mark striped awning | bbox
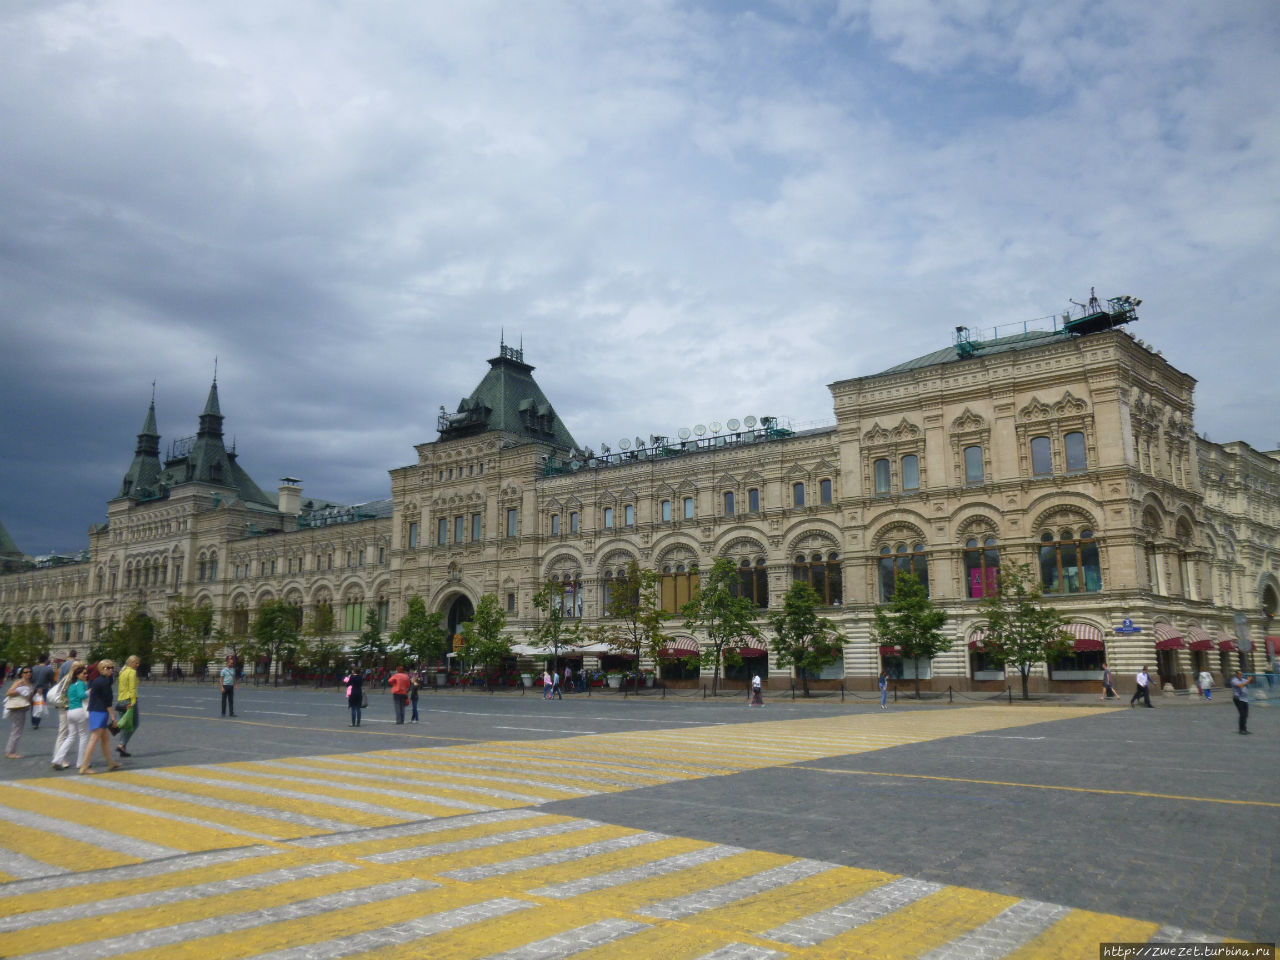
[657,636,700,659]
[968,629,988,651]
[1185,627,1214,652]
[1217,632,1237,653]
[1153,623,1184,651]
[1063,622,1105,653]
[880,645,902,656]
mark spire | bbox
[198,377,223,437]
[116,391,163,500]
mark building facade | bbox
[3,314,1278,691]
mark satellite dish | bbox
[587,458,597,468]
[600,443,610,455]
[635,436,645,449]
[569,460,581,471]
[678,427,691,440]
[694,424,706,436]
[619,438,631,450]
[727,418,740,431]
[710,421,722,433]
[744,415,757,428]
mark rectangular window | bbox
[747,488,759,512]
[507,508,518,537]
[506,592,516,613]
[724,491,735,517]
[820,479,832,504]
[793,482,805,507]
[964,445,984,484]
[1031,436,1052,476]
[379,546,386,564]
[408,522,418,549]
[661,500,671,522]
[344,601,364,632]
[437,518,447,545]
[604,507,614,528]
[874,459,891,494]
[570,511,579,533]
[624,504,635,526]
[455,515,465,543]
[551,513,560,535]
[683,496,694,519]
[901,455,919,490]
[1064,431,1087,472]
[471,513,481,540]
[345,552,353,568]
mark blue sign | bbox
[1114,618,1142,635]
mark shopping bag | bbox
[118,705,136,734]
[31,692,45,719]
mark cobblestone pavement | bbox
[0,704,1268,959]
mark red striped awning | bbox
[880,645,902,656]
[968,629,987,651]
[657,636,700,659]
[729,645,768,658]
[1064,622,1105,652]
[1217,632,1237,653]
[1266,636,1279,657]
[1185,627,1214,652]
[1153,623,1184,651]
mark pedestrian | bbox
[552,669,562,700]
[220,656,237,716]
[80,660,121,774]
[542,670,552,699]
[343,666,363,726]
[52,662,89,771]
[1130,665,1153,708]
[52,649,78,757]
[409,671,421,722]
[563,665,573,694]
[4,666,34,758]
[389,665,410,724]
[1230,669,1252,735]
[1197,669,1213,701]
[878,669,889,710]
[29,653,55,730]
[1099,662,1120,701]
[115,655,140,758]
[750,673,763,707]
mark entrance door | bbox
[445,595,474,639]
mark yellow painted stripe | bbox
[313,811,559,859]
[0,784,259,853]
[804,768,1280,809]
[575,849,795,915]
[0,826,138,875]
[40,777,319,839]
[565,921,736,960]
[145,712,490,742]
[480,835,712,896]
[277,758,585,802]
[813,884,1019,959]
[106,881,488,960]
[1004,909,1161,960]
[680,864,893,935]
[1,863,393,957]
[404,824,647,877]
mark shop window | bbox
[344,600,364,632]
[792,552,842,605]
[964,537,1000,598]
[1047,648,1105,679]
[879,543,929,600]
[970,646,1003,681]
[1040,529,1102,594]
[732,558,770,608]
[660,564,699,614]
[883,654,930,679]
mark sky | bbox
[2,0,1277,555]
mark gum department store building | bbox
[3,297,1278,693]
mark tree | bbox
[302,602,345,684]
[682,557,760,696]
[92,606,156,672]
[458,594,511,685]
[389,596,449,671]
[251,598,302,686]
[3,619,47,671]
[529,581,584,676]
[595,561,671,691]
[871,571,950,699]
[769,581,845,697]
[978,563,1072,701]
[156,600,214,677]
[351,608,389,671]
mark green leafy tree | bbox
[871,571,950,699]
[389,596,449,670]
[529,581,584,677]
[595,561,671,690]
[769,581,845,697]
[351,608,388,671]
[92,606,156,672]
[302,602,344,685]
[977,563,1073,701]
[682,557,760,696]
[252,598,302,686]
[4,619,47,671]
[157,600,214,677]
[458,594,511,685]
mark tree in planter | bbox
[977,563,1072,701]
[351,608,389,673]
[595,561,671,691]
[389,596,449,672]
[682,557,760,697]
[457,594,511,686]
[529,581,585,681]
[871,571,949,699]
[251,598,302,686]
[769,581,845,698]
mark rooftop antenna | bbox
[213,356,218,383]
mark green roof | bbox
[0,517,21,559]
[440,345,578,450]
[874,328,1073,376]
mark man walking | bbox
[220,656,237,716]
[1130,665,1153,708]
[389,665,410,724]
[1230,669,1253,735]
[29,653,55,730]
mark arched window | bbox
[660,563,698,614]
[793,552,842,605]
[1040,529,1101,594]
[901,455,919,490]
[874,459,891,495]
[550,573,584,618]
[731,557,770,608]
[603,507,614,529]
[879,542,929,600]
[344,596,365,632]
[601,567,632,617]
[964,446,984,484]
[964,536,1000,598]
[1030,436,1052,476]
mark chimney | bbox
[278,478,303,516]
